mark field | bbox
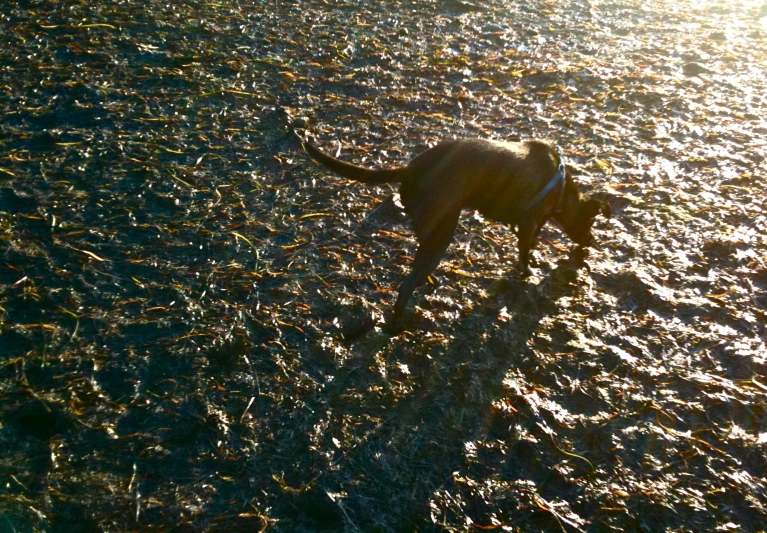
[1,0,766,531]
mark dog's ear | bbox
[582,199,602,220]
[583,199,611,219]
[565,163,587,178]
[599,200,611,218]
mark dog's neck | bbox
[526,154,566,215]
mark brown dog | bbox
[304,138,610,326]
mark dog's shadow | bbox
[309,247,590,529]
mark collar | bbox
[527,148,566,214]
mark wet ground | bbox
[1,0,766,531]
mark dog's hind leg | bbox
[390,211,460,327]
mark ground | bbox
[1,0,766,531]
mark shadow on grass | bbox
[274,249,586,531]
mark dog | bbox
[304,138,610,326]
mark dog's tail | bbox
[304,141,404,184]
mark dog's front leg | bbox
[517,218,545,277]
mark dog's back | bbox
[399,139,560,228]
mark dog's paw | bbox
[384,317,407,334]
[572,246,589,265]
[338,316,375,342]
[385,307,418,334]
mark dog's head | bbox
[556,171,611,247]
